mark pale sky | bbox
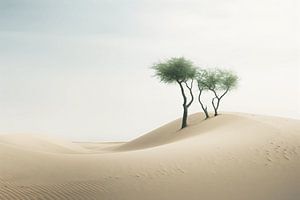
[0,0,299,141]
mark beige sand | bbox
[0,113,300,200]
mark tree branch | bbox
[184,80,194,108]
[177,80,187,106]
[210,88,219,100]
[219,87,229,100]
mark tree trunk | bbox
[182,105,188,129]
[212,97,219,116]
[215,99,220,116]
[178,81,188,129]
[198,90,209,119]
[204,108,209,119]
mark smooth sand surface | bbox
[0,113,300,200]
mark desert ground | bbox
[0,113,300,200]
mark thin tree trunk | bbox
[215,99,220,116]
[178,81,188,129]
[184,80,194,108]
[198,89,209,119]
[212,97,218,116]
[182,105,188,129]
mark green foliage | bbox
[151,57,239,120]
[218,69,238,90]
[196,69,209,90]
[196,68,238,91]
[152,57,197,83]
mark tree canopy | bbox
[152,57,197,83]
[199,68,238,91]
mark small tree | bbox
[196,69,210,119]
[204,69,238,116]
[152,57,197,129]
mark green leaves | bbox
[219,69,238,90]
[152,57,197,83]
[196,68,238,91]
[152,57,238,92]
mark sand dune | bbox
[0,113,300,200]
[0,133,90,154]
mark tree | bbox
[204,69,238,116]
[152,57,197,129]
[196,69,210,119]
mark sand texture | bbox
[0,113,300,200]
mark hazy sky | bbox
[0,0,299,141]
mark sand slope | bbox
[0,113,300,200]
[0,133,90,154]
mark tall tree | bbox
[196,69,210,119]
[204,69,238,116]
[152,57,197,129]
